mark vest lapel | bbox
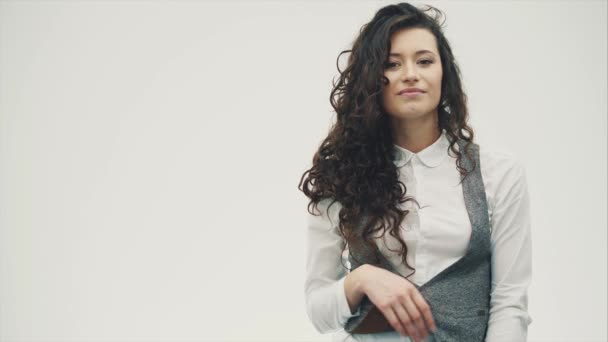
[417,139,491,289]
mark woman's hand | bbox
[360,264,437,342]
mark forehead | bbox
[389,28,438,56]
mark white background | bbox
[0,0,606,341]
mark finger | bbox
[401,295,429,341]
[392,303,421,342]
[411,290,437,333]
[381,305,408,337]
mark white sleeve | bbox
[485,157,533,342]
[304,198,361,334]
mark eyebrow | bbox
[389,50,436,57]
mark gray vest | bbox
[344,139,491,342]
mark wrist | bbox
[352,264,370,296]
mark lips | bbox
[398,88,425,95]
[399,91,423,97]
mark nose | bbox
[400,63,419,82]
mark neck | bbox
[391,112,441,153]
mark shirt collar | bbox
[392,129,450,168]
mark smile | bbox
[398,91,424,97]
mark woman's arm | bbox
[344,264,369,314]
[304,198,363,333]
[485,157,533,342]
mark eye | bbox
[384,60,434,69]
[385,62,399,69]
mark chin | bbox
[394,108,431,119]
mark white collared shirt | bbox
[304,130,533,341]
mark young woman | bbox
[299,3,532,342]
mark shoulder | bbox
[306,198,343,232]
[453,139,524,172]
[477,143,528,212]
[478,143,526,182]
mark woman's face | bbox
[381,27,443,122]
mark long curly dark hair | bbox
[298,2,476,279]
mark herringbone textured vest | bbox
[345,139,491,342]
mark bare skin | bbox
[382,27,444,153]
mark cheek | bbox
[382,81,394,98]
[383,76,399,98]
[384,72,399,85]
[435,71,443,88]
[430,77,442,95]
[382,91,393,107]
